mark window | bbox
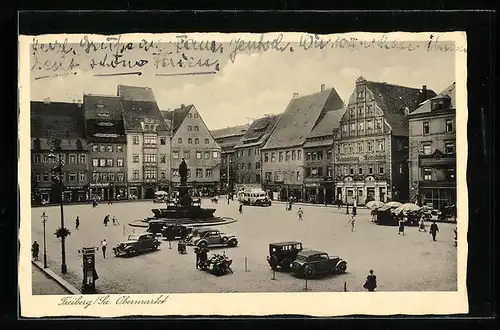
[445,142,455,154]
[274,171,283,182]
[306,152,311,161]
[172,169,179,177]
[422,144,432,155]
[144,154,157,163]
[195,138,199,144]
[43,172,49,181]
[117,173,125,181]
[204,151,210,159]
[297,171,301,182]
[377,140,385,151]
[196,152,202,159]
[317,151,323,160]
[375,119,382,129]
[349,144,353,153]
[194,126,199,131]
[358,142,363,153]
[184,151,191,159]
[188,126,192,131]
[108,173,115,181]
[256,161,261,169]
[196,168,203,178]
[379,166,385,174]
[359,167,363,175]
[92,158,99,167]
[133,154,139,163]
[69,172,76,182]
[188,138,192,144]
[327,166,332,177]
[92,172,99,182]
[212,151,218,158]
[350,108,355,117]
[264,153,269,163]
[79,172,86,182]
[247,163,251,170]
[173,151,179,159]
[160,171,166,179]
[350,168,354,175]
[205,138,209,144]
[423,121,430,135]
[32,154,40,164]
[188,113,192,118]
[144,135,156,145]
[271,152,276,162]
[350,122,356,132]
[100,145,106,152]
[337,144,341,154]
[279,152,283,162]
[160,154,166,163]
[367,141,373,152]
[366,104,372,114]
[369,166,373,174]
[297,150,302,160]
[423,168,432,180]
[367,120,373,131]
[92,145,99,152]
[100,173,108,181]
[446,119,453,132]
[106,159,113,167]
[194,113,198,118]
[358,106,364,115]
[144,170,156,179]
[66,154,75,164]
[99,159,106,167]
[178,138,183,144]
[447,168,455,180]
[133,136,140,145]
[357,90,364,99]
[291,150,296,160]
[117,158,124,167]
[283,150,290,161]
[248,148,252,156]
[205,169,212,177]
[342,124,348,133]
[79,154,86,164]
[106,145,113,152]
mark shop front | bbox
[128,185,141,200]
[90,183,127,201]
[419,181,456,210]
[32,187,51,205]
[64,186,88,202]
[335,176,388,205]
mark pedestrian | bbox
[75,216,80,230]
[31,241,39,261]
[348,214,356,232]
[429,221,439,241]
[453,226,457,246]
[297,207,304,220]
[370,209,377,222]
[103,215,109,226]
[194,246,201,269]
[112,216,119,225]
[363,270,377,292]
[101,239,107,258]
[238,203,243,214]
[398,218,405,235]
[418,217,427,232]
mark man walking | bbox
[348,214,356,232]
[297,207,304,220]
[398,218,405,236]
[75,216,80,230]
[363,270,377,292]
[194,246,201,269]
[101,239,107,259]
[238,203,243,214]
[103,215,109,226]
[31,241,39,261]
[430,221,439,241]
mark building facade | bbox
[162,105,221,195]
[31,100,89,204]
[262,85,344,201]
[407,82,456,209]
[333,77,436,205]
[118,85,171,199]
[83,94,128,201]
[302,108,344,204]
[211,124,248,193]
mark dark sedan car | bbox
[291,250,347,278]
[113,233,161,257]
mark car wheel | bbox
[152,243,159,250]
[126,249,135,257]
[199,241,208,248]
[336,262,347,274]
[222,236,228,243]
[228,239,238,247]
[304,266,315,278]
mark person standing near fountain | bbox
[179,158,188,185]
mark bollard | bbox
[244,257,248,272]
[344,282,347,292]
[169,240,172,249]
[122,225,125,236]
[272,269,276,280]
[303,279,308,291]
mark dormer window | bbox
[431,96,451,110]
[96,104,105,109]
[97,113,110,117]
[357,90,364,99]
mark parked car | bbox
[113,233,161,257]
[162,224,192,241]
[266,241,303,271]
[188,228,238,248]
[291,250,347,278]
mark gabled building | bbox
[118,85,171,199]
[161,105,221,195]
[407,82,456,209]
[83,94,128,201]
[302,107,345,204]
[211,124,248,193]
[31,99,89,205]
[262,84,344,201]
[233,114,281,191]
[333,77,436,205]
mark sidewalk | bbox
[32,264,72,295]
[272,200,368,209]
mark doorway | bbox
[145,187,155,199]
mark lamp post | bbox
[48,152,68,274]
[41,212,48,268]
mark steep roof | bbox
[211,124,248,140]
[117,85,156,102]
[83,94,123,121]
[409,82,456,116]
[307,107,346,139]
[263,88,344,150]
[31,101,86,140]
[366,81,437,136]
[121,100,169,132]
[160,105,193,134]
[234,114,281,148]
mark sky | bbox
[30,35,455,130]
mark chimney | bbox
[321,84,326,92]
[293,93,299,98]
[180,104,185,109]
[422,85,428,99]
[43,97,50,104]
[77,99,82,107]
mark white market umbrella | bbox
[385,201,403,208]
[366,201,385,209]
[155,190,168,196]
[394,203,421,214]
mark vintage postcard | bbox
[19,31,468,317]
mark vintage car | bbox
[238,189,272,206]
[291,250,347,278]
[162,224,192,241]
[113,233,161,257]
[188,228,238,248]
[266,241,303,271]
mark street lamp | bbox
[41,212,48,268]
[47,152,68,274]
